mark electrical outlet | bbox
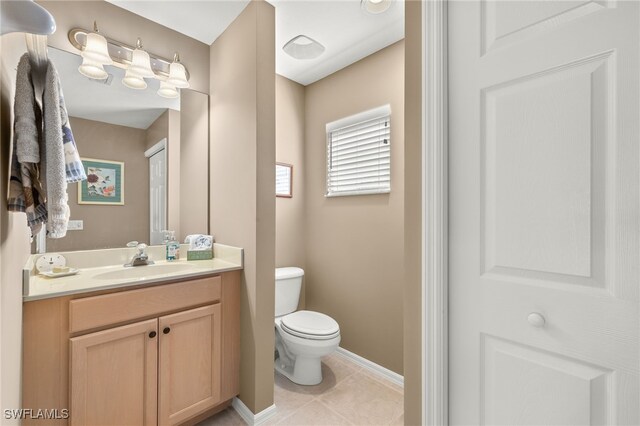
[67,220,83,231]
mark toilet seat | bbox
[280,310,340,340]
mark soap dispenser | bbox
[163,230,180,261]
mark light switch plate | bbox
[67,220,83,231]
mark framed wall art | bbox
[78,158,124,205]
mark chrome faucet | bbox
[125,242,155,267]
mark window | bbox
[326,105,391,197]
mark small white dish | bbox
[40,268,79,278]
[36,253,66,273]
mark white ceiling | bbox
[270,0,404,85]
[50,47,179,129]
[106,0,251,45]
[106,0,404,86]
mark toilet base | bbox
[275,356,322,386]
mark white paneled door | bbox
[448,1,639,425]
[149,146,167,246]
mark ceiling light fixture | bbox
[361,0,393,14]
[69,25,190,98]
[283,35,325,60]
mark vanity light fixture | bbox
[77,21,111,80]
[122,68,147,90]
[167,53,189,89]
[128,38,155,78]
[80,22,111,64]
[283,35,325,60]
[361,0,393,14]
[122,38,153,89]
[157,81,179,98]
[78,58,108,80]
[69,25,190,97]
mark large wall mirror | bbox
[36,47,209,253]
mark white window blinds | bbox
[326,105,391,197]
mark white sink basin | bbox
[95,263,197,280]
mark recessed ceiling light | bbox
[361,0,393,14]
[283,35,325,60]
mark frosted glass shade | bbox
[283,35,325,60]
[78,57,108,80]
[361,0,392,14]
[82,32,112,65]
[122,69,147,90]
[157,81,179,98]
[128,47,155,79]
[167,61,189,88]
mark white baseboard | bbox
[335,346,404,388]
[232,397,277,426]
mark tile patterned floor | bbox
[198,353,404,426]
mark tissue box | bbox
[187,250,213,261]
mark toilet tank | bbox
[275,267,304,317]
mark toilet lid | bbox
[281,311,340,340]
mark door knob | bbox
[527,312,546,328]
[149,331,157,338]
[163,327,171,334]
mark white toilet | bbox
[274,267,341,385]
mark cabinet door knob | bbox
[149,331,157,338]
[527,312,546,328]
[163,327,171,334]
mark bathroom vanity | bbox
[21,244,243,426]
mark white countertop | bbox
[23,244,243,301]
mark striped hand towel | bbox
[58,82,86,183]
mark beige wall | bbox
[37,1,210,94]
[303,41,405,374]
[209,0,276,413]
[275,75,306,307]
[166,110,181,238]
[0,33,32,423]
[146,110,169,151]
[46,117,149,252]
[180,90,209,240]
[404,1,423,423]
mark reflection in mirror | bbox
[37,47,207,253]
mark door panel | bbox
[481,1,614,54]
[158,304,221,425]
[449,1,639,424]
[69,319,158,426]
[482,335,610,426]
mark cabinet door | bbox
[70,319,158,426]
[158,304,221,425]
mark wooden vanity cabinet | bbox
[158,304,221,425]
[22,271,240,426]
[69,319,159,426]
